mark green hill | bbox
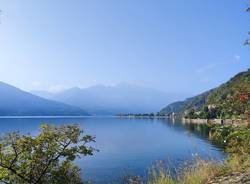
[160,69,250,119]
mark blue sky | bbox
[0,0,249,96]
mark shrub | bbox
[0,124,96,184]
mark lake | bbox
[0,117,225,183]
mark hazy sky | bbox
[0,0,249,96]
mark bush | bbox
[0,124,96,184]
[209,125,250,155]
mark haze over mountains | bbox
[31,83,182,115]
[0,81,88,116]
[0,80,186,116]
[1,68,248,117]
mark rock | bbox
[207,169,250,184]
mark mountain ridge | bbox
[32,83,184,115]
[0,81,89,116]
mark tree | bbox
[245,6,250,45]
[0,124,96,184]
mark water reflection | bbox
[0,117,225,183]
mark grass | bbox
[220,154,250,175]
[180,160,219,184]
[146,155,250,184]
[148,159,220,184]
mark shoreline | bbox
[182,118,249,125]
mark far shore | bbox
[0,116,248,126]
[117,115,249,125]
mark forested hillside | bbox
[160,69,250,119]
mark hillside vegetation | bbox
[160,69,250,120]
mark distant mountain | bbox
[160,69,250,119]
[30,90,55,99]
[32,83,180,115]
[0,82,89,116]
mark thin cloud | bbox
[196,55,240,73]
[196,63,220,73]
[30,82,67,93]
[31,81,42,88]
[199,77,212,83]
[48,85,67,93]
[234,54,240,62]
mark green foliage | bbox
[209,125,234,145]
[224,126,250,155]
[209,125,250,155]
[49,161,83,184]
[208,124,250,178]
[204,70,250,119]
[185,109,198,119]
[0,124,96,184]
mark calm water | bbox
[0,117,225,183]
